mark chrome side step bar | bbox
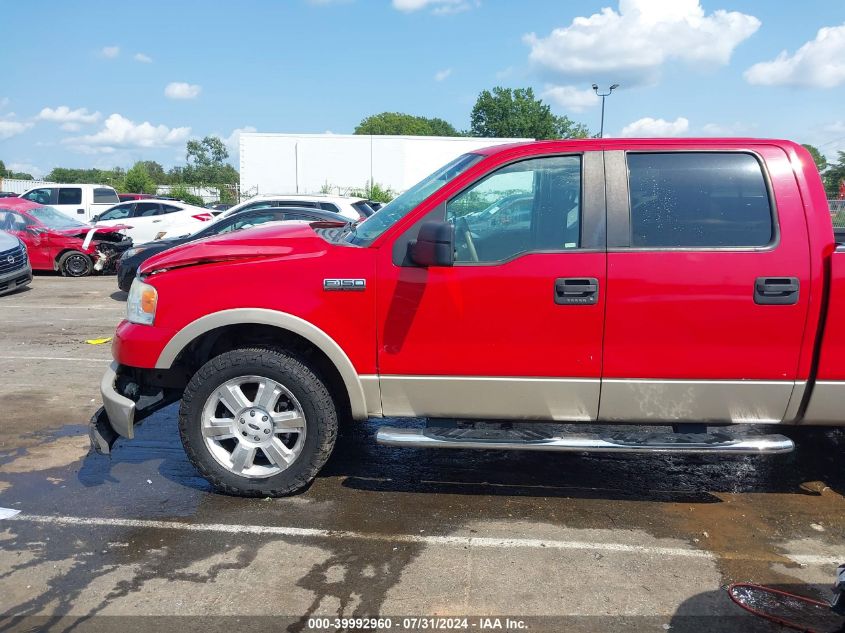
[376,427,794,455]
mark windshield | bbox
[29,205,87,229]
[347,153,483,245]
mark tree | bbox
[354,112,461,137]
[824,151,845,198]
[802,144,828,174]
[138,160,167,184]
[123,162,157,194]
[470,87,589,140]
[45,167,123,186]
[182,136,239,186]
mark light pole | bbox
[592,83,619,138]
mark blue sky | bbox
[2,0,845,178]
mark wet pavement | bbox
[1,276,844,632]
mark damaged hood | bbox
[53,224,131,246]
[139,221,335,275]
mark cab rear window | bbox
[93,188,119,204]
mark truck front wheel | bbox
[179,348,338,496]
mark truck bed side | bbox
[803,246,845,424]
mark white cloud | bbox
[134,52,153,63]
[164,82,202,100]
[223,126,257,153]
[744,23,845,88]
[61,122,81,132]
[434,68,452,81]
[37,106,101,125]
[524,0,760,86]
[63,113,191,153]
[392,0,479,15]
[101,45,120,58]
[0,120,33,140]
[621,116,690,137]
[542,84,600,112]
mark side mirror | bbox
[407,220,454,267]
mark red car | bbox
[118,193,155,203]
[0,198,132,276]
[91,138,842,497]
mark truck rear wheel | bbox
[178,348,338,496]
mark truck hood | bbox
[139,221,337,275]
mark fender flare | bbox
[155,308,369,419]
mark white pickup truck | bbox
[20,184,120,222]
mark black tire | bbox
[179,348,338,496]
[58,250,93,277]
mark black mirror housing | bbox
[408,220,454,267]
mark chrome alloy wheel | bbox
[200,375,307,479]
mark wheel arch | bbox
[156,309,371,420]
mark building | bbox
[238,133,532,197]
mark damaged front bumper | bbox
[89,361,184,455]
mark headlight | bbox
[127,279,158,325]
[123,246,147,259]
[17,238,27,254]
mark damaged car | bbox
[0,198,132,277]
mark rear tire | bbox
[58,250,93,277]
[179,348,338,497]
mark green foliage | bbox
[470,87,589,140]
[824,151,845,197]
[802,144,828,174]
[123,162,157,194]
[355,112,461,137]
[217,185,236,205]
[347,181,396,203]
[45,166,125,187]
[167,184,205,207]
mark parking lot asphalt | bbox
[1,275,845,632]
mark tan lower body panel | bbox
[379,376,600,421]
[599,379,794,424]
[801,381,845,425]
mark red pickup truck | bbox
[90,138,844,497]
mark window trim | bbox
[613,149,780,253]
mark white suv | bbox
[92,199,213,243]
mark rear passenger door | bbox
[600,148,811,423]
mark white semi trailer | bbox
[238,133,532,197]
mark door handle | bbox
[555,278,599,305]
[754,277,800,305]
[77,209,85,214]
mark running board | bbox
[375,426,794,455]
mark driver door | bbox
[375,152,607,421]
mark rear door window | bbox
[160,205,182,215]
[58,188,82,205]
[134,202,162,217]
[627,153,774,248]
